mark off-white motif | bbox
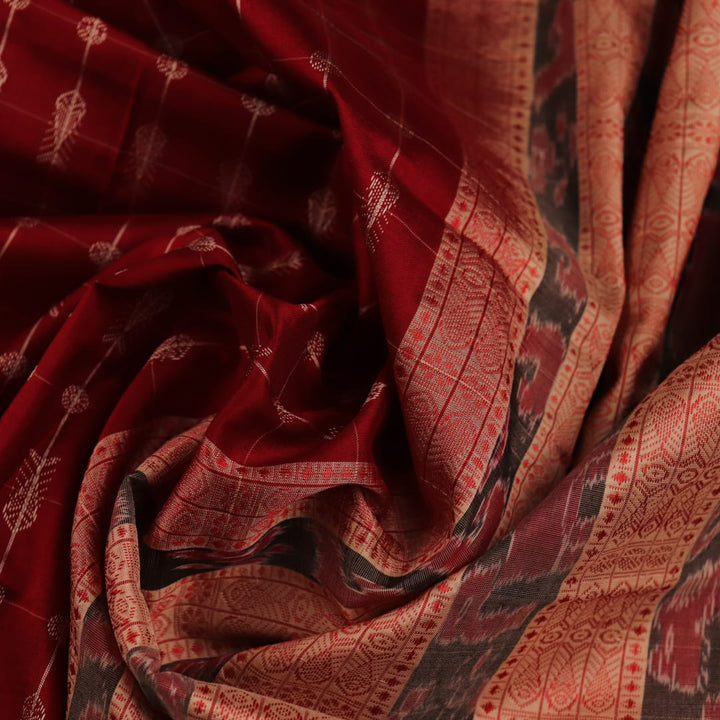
[240,95,274,117]
[37,18,108,168]
[239,343,272,382]
[364,381,386,404]
[2,316,43,390]
[61,385,90,414]
[89,220,128,268]
[163,224,202,254]
[20,615,68,720]
[0,292,172,578]
[309,51,339,89]
[156,54,188,80]
[0,450,61,575]
[147,334,210,393]
[39,87,88,166]
[361,171,398,252]
[128,57,188,194]
[21,693,45,720]
[269,250,303,273]
[241,344,271,358]
[322,425,343,440]
[308,187,336,236]
[76,16,107,44]
[273,398,307,425]
[0,0,30,91]
[150,334,195,362]
[188,236,217,252]
[0,350,28,380]
[213,213,251,229]
[238,250,303,284]
[88,242,121,267]
[187,235,234,267]
[2,451,60,536]
[304,332,325,369]
[219,94,274,211]
[47,614,68,641]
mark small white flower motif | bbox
[21,693,45,720]
[47,614,68,641]
[213,214,251,229]
[5,0,31,10]
[0,351,29,381]
[299,303,316,313]
[48,305,60,318]
[150,334,194,362]
[304,332,325,369]
[309,52,339,78]
[61,385,89,414]
[240,95,275,117]
[0,60,7,90]
[88,241,121,268]
[188,236,217,253]
[156,55,189,80]
[77,17,108,45]
[0,585,5,604]
[362,171,399,252]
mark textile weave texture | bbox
[0,0,719,718]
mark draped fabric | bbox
[1,0,720,718]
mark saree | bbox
[0,0,719,717]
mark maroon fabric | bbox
[1,1,720,719]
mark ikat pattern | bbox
[583,0,720,448]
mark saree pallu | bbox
[0,0,719,718]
